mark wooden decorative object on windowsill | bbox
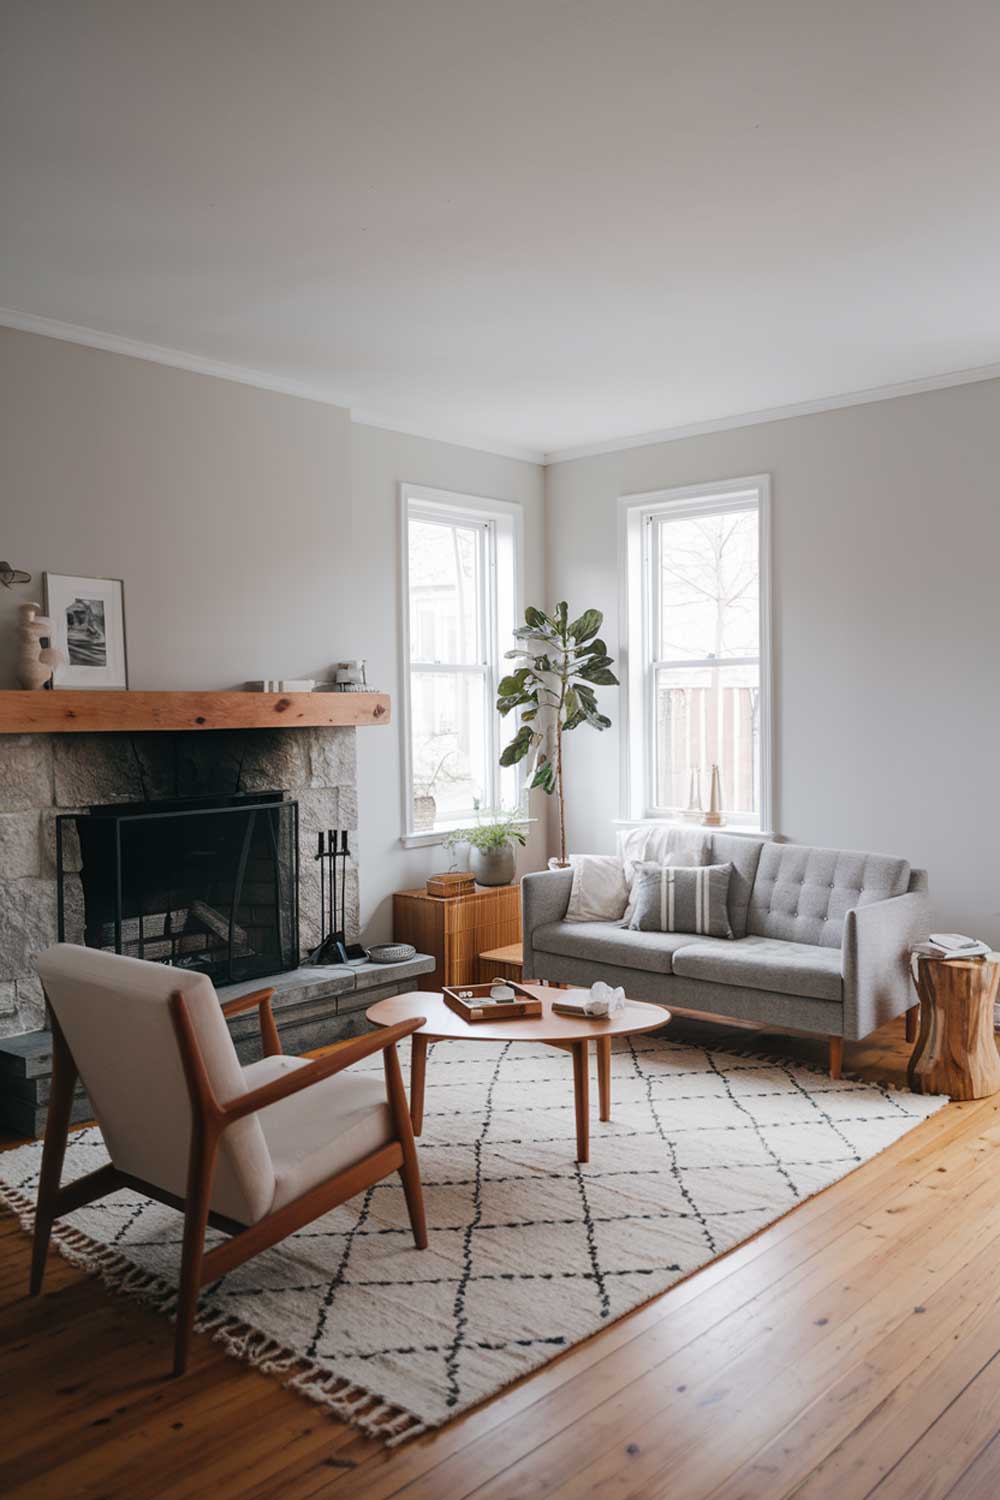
[393,882,521,990]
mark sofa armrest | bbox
[521,868,574,980]
[842,890,930,1040]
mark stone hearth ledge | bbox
[0,952,434,1137]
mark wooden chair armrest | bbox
[219,988,281,1057]
[222,1017,426,1124]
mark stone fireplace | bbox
[0,724,359,1037]
[0,720,434,1134]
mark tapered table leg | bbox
[597,1035,611,1122]
[571,1041,590,1163]
[410,1032,428,1136]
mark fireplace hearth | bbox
[57,791,300,985]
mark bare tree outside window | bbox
[407,514,489,828]
[652,508,760,818]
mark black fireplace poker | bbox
[307,828,366,966]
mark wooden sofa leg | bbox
[905,1005,919,1044]
[829,1037,843,1081]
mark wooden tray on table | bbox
[442,981,543,1023]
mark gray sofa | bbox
[522,835,929,1076]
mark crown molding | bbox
[0,305,358,408]
[4,305,998,469]
[347,410,542,464]
[542,362,1000,464]
[0,307,544,465]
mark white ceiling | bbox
[3,0,1000,463]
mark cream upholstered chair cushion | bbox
[37,945,275,1225]
[38,944,397,1224]
[242,1055,393,1212]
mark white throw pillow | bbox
[564,854,629,923]
[618,826,712,924]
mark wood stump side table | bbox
[907,954,1000,1101]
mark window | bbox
[400,484,521,843]
[622,477,772,831]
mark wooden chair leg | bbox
[829,1036,843,1081]
[384,1044,428,1250]
[30,1017,78,1296]
[173,1126,218,1377]
[905,1005,919,1044]
[398,1141,428,1250]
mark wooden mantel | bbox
[0,689,391,734]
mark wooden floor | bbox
[3,1013,1000,1499]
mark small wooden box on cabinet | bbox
[393,884,521,991]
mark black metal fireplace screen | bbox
[56,792,299,985]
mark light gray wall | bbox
[545,379,1000,945]
[1,326,357,691]
[1,327,546,944]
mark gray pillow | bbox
[627,861,735,939]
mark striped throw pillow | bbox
[627,861,735,939]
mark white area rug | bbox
[0,1032,946,1444]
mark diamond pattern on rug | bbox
[0,1032,946,1440]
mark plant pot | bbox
[471,845,516,887]
[548,857,571,870]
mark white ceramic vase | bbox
[15,602,64,690]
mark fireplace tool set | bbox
[307,829,367,966]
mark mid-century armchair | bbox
[31,943,427,1375]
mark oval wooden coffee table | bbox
[366,985,669,1163]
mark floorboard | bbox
[2,1014,1000,1499]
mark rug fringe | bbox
[0,1180,427,1447]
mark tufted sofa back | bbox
[747,844,911,949]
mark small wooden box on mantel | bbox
[392,882,522,991]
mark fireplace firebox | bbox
[56,792,299,985]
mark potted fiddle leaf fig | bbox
[497,603,617,866]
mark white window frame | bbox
[399,482,524,847]
[619,475,773,835]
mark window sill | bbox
[613,817,775,839]
[401,816,537,851]
[400,828,454,850]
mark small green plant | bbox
[497,603,617,866]
[442,807,528,853]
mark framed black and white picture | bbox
[44,573,128,689]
